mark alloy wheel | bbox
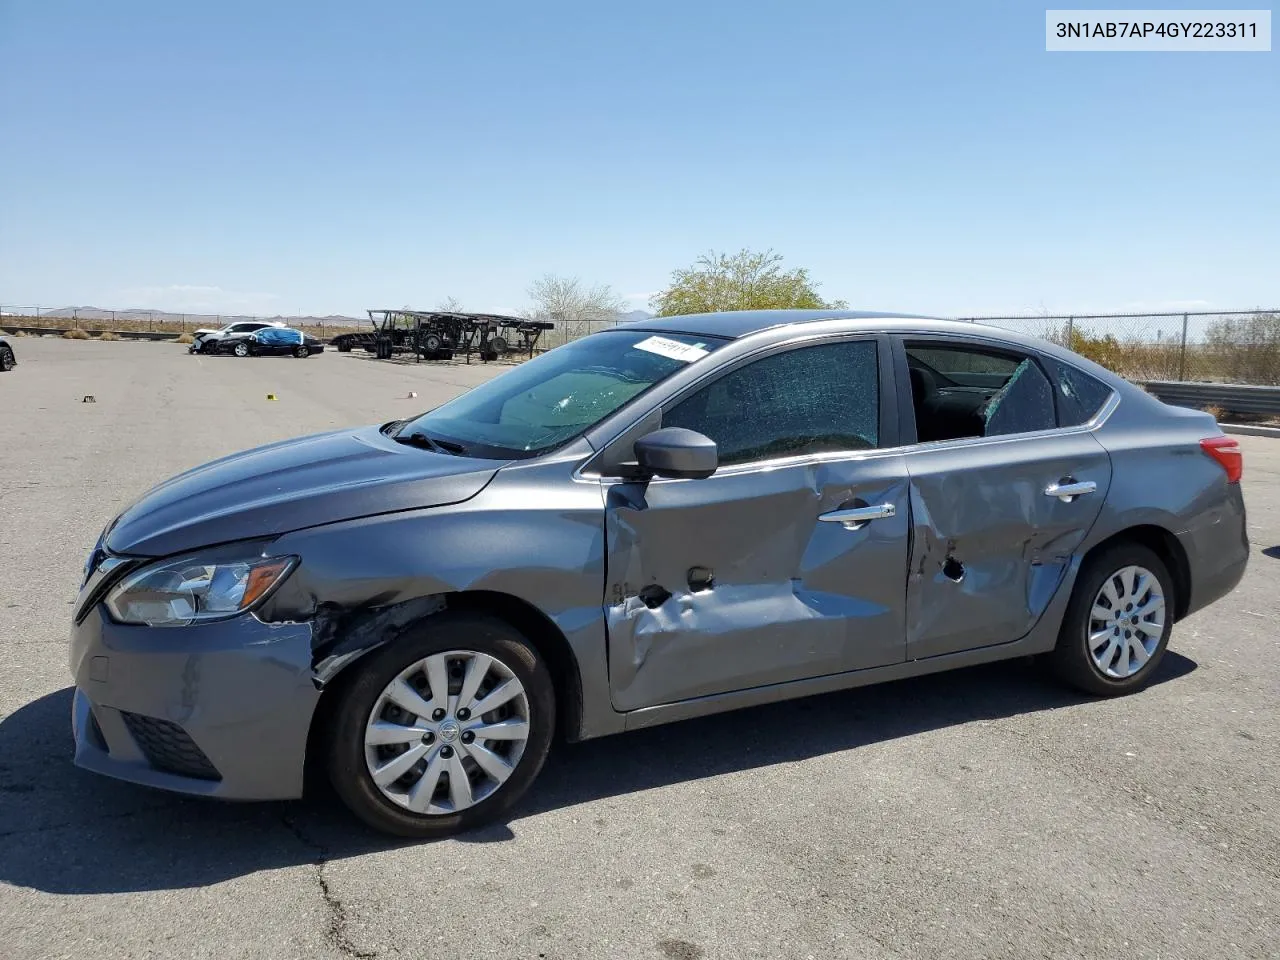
[1087,564,1165,679]
[363,650,531,814]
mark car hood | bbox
[105,425,507,557]
[193,328,221,336]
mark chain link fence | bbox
[535,316,626,351]
[959,310,1280,386]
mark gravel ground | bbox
[1,337,1277,960]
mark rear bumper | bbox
[69,607,321,800]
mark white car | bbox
[190,321,287,354]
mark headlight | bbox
[104,551,297,627]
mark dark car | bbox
[0,336,14,372]
[189,321,286,355]
[69,311,1248,837]
[218,326,324,358]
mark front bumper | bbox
[69,605,321,800]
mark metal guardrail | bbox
[1141,380,1280,416]
[0,324,179,342]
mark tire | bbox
[337,341,352,353]
[422,333,443,354]
[233,341,250,358]
[489,336,508,356]
[327,613,555,838]
[0,347,14,372]
[1050,542,1174,696]
[294,345,310,358]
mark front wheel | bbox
[0,347,14,372]
[1050,543,1174,696]
[294,344,310,358]
[327,613,555,837]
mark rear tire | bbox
[327,613,555,838]
[0,347,14,372]
[294,345,310,358]
[233,341,250,358]
[1050,542,1174,696]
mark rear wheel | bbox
[1050,542,1173,696]
[294,344,310,358]
[0,346,14,371]
[233,341,250,358]
[327,614,555,837]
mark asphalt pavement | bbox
[1,337,1277,959]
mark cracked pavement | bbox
[1,338,1278,959]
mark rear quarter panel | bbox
[1089,388,1248,614]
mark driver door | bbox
[603,336,911,712]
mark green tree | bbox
[651,249,847,316]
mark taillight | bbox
[1200,436,1242,483]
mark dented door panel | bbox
[903,432,1112,659]
[605,455,910,712]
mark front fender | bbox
[257,450,620,738]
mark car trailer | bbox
[330,310,555,363]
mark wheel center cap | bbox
[437,720,460,744]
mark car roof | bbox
[622,309,934,339]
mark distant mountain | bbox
[619,309,653,323]
[34,305,367,326]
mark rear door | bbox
[603,335,911,712]
[895,336,1113,659]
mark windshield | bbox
[397,330,725,458]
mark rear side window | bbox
[1048,359,1114,426]
[906,342,1056,441]
[663,339,879,466]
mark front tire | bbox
[0,347,14,372]
[327,613,555,838]
[1050,542,1174,696]
[294,344,310,358]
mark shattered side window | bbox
[982,359,1057,436]
[1048,358,1114,426]
[663,339,879,466]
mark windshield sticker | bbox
[633,336,709,363]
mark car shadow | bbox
[1261,545,1280,560]
[0,651,1197,895]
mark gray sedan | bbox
[69,311,1248,836]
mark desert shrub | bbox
[96,331,122,341]
[1203,313,1280,385]
[62,328,91,340]
[173,333,194,344]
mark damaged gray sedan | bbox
[69,311,1248,836]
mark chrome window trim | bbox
[571,330,1121,485]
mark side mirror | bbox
[633,428,718,480]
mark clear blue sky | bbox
[1,1,1276,318]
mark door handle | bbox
[819,503,896,527]
[1044,480,1097,502]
